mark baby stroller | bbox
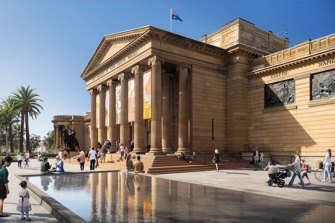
[267,166,291,188]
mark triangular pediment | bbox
[82,26,150,78]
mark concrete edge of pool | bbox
[15,170,121,223]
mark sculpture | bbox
[62,127,80,151]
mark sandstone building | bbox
[53,18,335,161]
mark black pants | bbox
[90,160,95,170]
[18,160,22,167]
[80,162,85,171]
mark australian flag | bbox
[172,10,183,22]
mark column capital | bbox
[177,63,191,71]
[118,72,131,81]
[89,89,97,96]
[106,79,118,87]
[148,55,164,66]
[131,65,146,75]
[97,84,108,92]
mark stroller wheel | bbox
[267,180,273,186]
[278,180,285,188]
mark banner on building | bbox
[143,70,151,119]
[128,78,135,122]
[96,94,100,128]
[115,84,121,124]
[105,89,109,127]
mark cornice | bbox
[247,48,335,77]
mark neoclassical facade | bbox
[53,18,335,158]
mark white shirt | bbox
[89,150,97,160]
[325,153,333,166]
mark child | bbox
[16,181,32,221]
[301,159,311,185]
[264,161,279,182]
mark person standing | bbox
[24,151,30,168]
[252,147,260,170]
[88,147,97,170]
[323,148,333,182]
[288,151,304,188]
[17,153,22,168]
[0,156,13,218]
[126,154,134,172]
[301,159,311,185]
[119,144,125,161]
[16,181,32,221]
[79,151,86,171]
[213,149,220,172]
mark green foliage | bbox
[43,130,54,150]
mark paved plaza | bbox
[1,158,335,222]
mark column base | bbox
[146,149,164,155]
[162,148,173,154]
[134,147,146,154]
[175,147,190,155]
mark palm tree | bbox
[0,97,19,154]
[13,86,43,153]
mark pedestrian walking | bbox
[213,149,220,172]
[288,151,304,188]
[17,153,22,168]
[323,148,333,182]
[88,147,97,170]
[301,159,311,185]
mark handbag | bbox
[77,157,80,162]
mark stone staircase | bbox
[65,152,252,174]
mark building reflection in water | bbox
[27,172,335,223]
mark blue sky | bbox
[0,0,334,139]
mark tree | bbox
[13,86,43,152]
[0,97,19,154]
[43,130,54,150]
[30,134,41,152]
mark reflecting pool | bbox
[27,172,334,223]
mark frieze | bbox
[265,79,295,107]
[311,69,335,100]
[318,58,335,67]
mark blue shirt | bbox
[56,160,64,172]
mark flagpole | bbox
[170,8,172,32]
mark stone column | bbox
[177,65,189,154]
[90,89,98,148]
[97,85,107,144]
[119,73,130,147]
[148,56,163,155]
[107,80,117,152]
[132,65,145,153]
[162,72,172,154]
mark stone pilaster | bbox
[132,65,146,153]
[97,84,107,144]
[147,56,163,155]
[54,125,60,148]
[119,73,130,147]
[162,72,172,154]
[107,79,117,152]
[90,89,98,148]
[177,64,189,154]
